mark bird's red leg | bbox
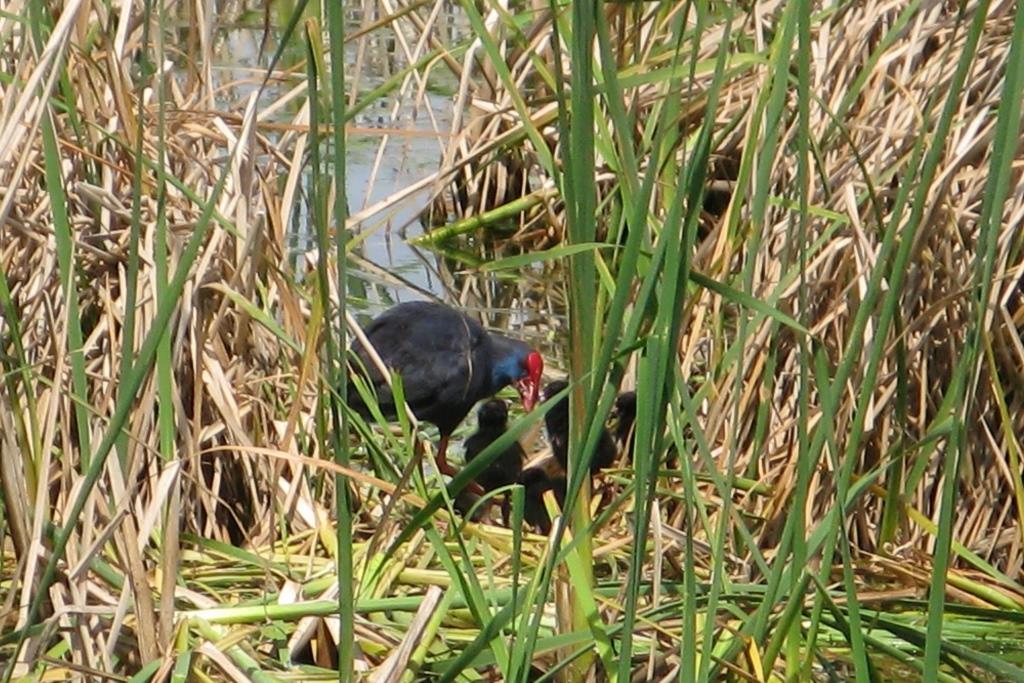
[436,436,485,496]
[435,435,455,476]
[434,438,485,497]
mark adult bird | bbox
[348,301,543,483]
[543,379,616,474]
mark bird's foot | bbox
[437,459,487,497]
[462,479,486,498]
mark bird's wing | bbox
[359,308,487,424]
[389,323,482,411]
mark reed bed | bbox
[1,0,1023,680]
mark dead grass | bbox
[1,0,1023,679]
[434,0,1024,577]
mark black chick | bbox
[456,399,524,523]
[519,467,566,534]
[543,380,616,473]
[611,391,637,461]
[463,399,524,492]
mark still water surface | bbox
[194,3,563,363]
[207,6,461,299]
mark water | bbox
[191,3,563,361]
[345,100,453,299]
[204,4,462,301]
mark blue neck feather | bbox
[490,352,524,390]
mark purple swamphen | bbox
[520,468,565,533]
[517,379,615,533]
[518,386,637,532]
[348,301,544,482]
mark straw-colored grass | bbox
[1,0,1023,680]
[436,0,1024,573]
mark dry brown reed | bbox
[0,1,325,673]
[1,0,1023,678]
[435,0,1024,585]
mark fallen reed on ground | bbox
[1,0,1023,680]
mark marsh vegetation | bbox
[2,0,1024,680]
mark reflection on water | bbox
[205,8,456,296]
[346,103,452,298]
[195,1,564,362]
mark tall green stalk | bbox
[152,0,180,651]
[563,0,599,677]
[924,2,1024,678]
[325,1,355,677]
[305,16,354,679]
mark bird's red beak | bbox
[517,351,543,411]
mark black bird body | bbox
[463,400,524,492]
[543,380,616,473]
[520,383,627,532]
[348,301,543,479]
[455,399,525,523]
[520,468,565,533]
[611,391,637,460]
